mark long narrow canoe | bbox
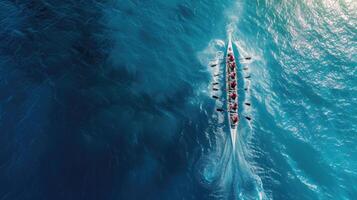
[226,33,239,149]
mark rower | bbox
[232,115,238,124]
[230,72,236,79]
[230,62,236,70]
[230,102,238,110]
[229,55,234,62]
[230,81,237,88]
[229,92,237,100]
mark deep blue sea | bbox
[0,0,356,199]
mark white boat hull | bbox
[226,33,238,150]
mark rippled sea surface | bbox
[0,0,356,199]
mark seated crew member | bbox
[232,115,238,123]
[230,92,237,100]
[230,62,236,70]
[229,55,234,62]
[230,103,238,110]
[230,72,236,79]
[230,81,237,88]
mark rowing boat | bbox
[226,33,238,149]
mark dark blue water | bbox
[0,0,356,199]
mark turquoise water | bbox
[0,0,356,199]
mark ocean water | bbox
[0,0,356,199]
